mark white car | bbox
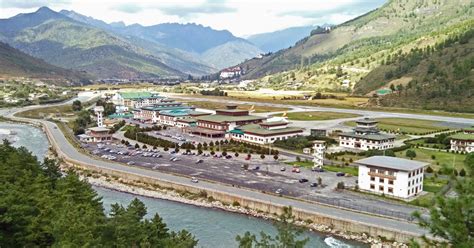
[191,177,199,183]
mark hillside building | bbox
[78,127,112,143]
[220,67,242,79]
[339,118,395,151]
[356,156,427,199]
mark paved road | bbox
[1,98,431,239]
[169,95,474,125]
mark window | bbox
[379,186,384,191]
[379,178,384,183]
[370,184,375,189]
[370,168,376,173]
[388,187,393,193]
[388,180,394,185]
[370,177,375,181]
[408,181,411,187]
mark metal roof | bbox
[355,156,428,171]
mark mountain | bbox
[247,25,317,53]
[357,28,474,112]
[0,42,90,84]
[237,0,474,82]
[59,10,262,70]
[0,7,207,79]
[201,40,263,69]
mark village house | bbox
[356,156,428,199]
[339,118,395,151]
[450,127,474,153]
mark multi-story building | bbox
[339,118,395,151]
[220,66,242,79]
[356,156,428,199]
[187,105,266,138]
[229,120,303,144]
[450,127,474,153]
[156,109,210,126]
[111,92,163,108]
[132,101,192,123]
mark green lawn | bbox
[345,118,451,135]
[289,161,359,176]
[275,111,360,121]
[395,148,467,172]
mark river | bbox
[1,121,366,248]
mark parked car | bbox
[336,172,346,177]
[292,167,301,173]
[196,159,204,164]
[275,188,283,195]
[253,166,260,171]
[191,177,199,183]
[312,167,324,172]
[126,161,135,165]
[280,167,286,172]
[225,155,232,159]
[310,182,318,187]
[299,178,308,183]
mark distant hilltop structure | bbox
[220,66,242,79]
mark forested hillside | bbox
[0,42,90,84]
[239,0,473,91]
[0,141,197,247]
[359,29,474,112]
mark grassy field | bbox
[289,161,359,176]
[174,92,474,119]
[274,111,360,121]
[16,104,75,119]
[183,101,290,113]
[345,118,451,135]
[395,148,467,171]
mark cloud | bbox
[159,0,236,17]
[111,3,144,14]
[1,0,71,9]
[278,0,386,19]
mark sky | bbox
[0,0,387,37]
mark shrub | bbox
[426,166,434,173]
[336,182,345,190]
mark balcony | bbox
[368,171,396,180]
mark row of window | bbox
[370,177,394,185]
[408,185,422,195]
[408,177,422,186]
[408,168,423,178]
[369,184,394,193]
[369,168,395,176]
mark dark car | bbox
[253,166,260,171]
[299,178,308,183]
[225,155,232,159]
[336,172,346,177]
[310,182,318,187]
[312,167,325,172]
[196,159,203,164]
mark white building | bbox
[356,156,428,199]
[94,106,105,127]
[111,92,163,108]
[339,118,395,151]
[450,128,474,153]
[312,141,325,168]
[229,120,303,145]
[220,67,242,79]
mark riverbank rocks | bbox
[80,172,407,247]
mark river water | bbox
[1,121,366,248]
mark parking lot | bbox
[84,140,424,220]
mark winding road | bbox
[1,92,448,240]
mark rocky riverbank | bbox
[82,172,407,248]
